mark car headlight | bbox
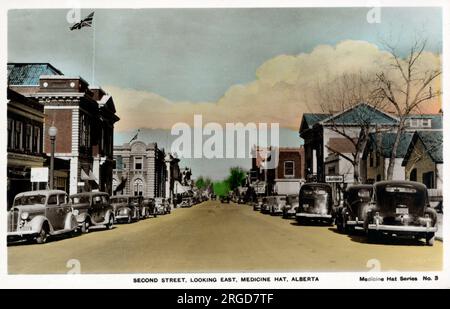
[73,209,79,216]
[20,212,29,221]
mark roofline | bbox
[7,62,64,75]
[319,102,399,124]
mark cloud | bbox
[105,40,441,132]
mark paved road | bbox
[8,200,442,274]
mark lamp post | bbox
[48,125,58,190]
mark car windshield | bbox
[71,196,90,204]
[111,197,126,203]
[14,195,46,206]
[358,189,371,198]
[376,185,425,211]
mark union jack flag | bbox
[70,12,94,31]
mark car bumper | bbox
[7,230,37,241]
[296,213,332,219]
[115,214,130,221]
[368,224,437,233]
[346,220,364,226]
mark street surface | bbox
[8,200,442,274]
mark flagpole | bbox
[92,14,96,85]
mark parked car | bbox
[7,190,78,244]
[282,194,299,219]
[110,195,140,223]
[143,198,158,218]
[336,184,373,234]
[70,192,115,233]
[270,195,287,215]
[296,183,334,225]
[260,196,273,214]
[155,197,171,215]
[179,197,193,208]
[364,181,438,246]
[253,197,264,211]
[220,195,230,203]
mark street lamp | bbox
[48,125,58,190]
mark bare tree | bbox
[316,72,385,183]
[374,38,441,180]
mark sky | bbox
[8,7,442,179]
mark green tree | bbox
[226,167,247,191]
[213,181,230,197]
[195,176,206,189]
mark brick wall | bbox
[276,149,302,179]
[44,109,72,154]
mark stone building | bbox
[7,63,119,195]
[112,141,167,198]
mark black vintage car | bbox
[110,195,141,223]
[296,183,334,225]
[70,192,115,233]
[220,195,230,203]
[336,184,373,234]
[364,181,438,246]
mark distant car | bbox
[70,192,115,233]
[179,197,193,208]
[155,197,171,215]
[253,197,264,211]
[7,190,78,244]
[336,185,373,234]
[143,198,158,218]
[110,195,140,223]
[220,196,230,203]
[270,195,287,215]
[260,196,273,214]
[282,194,299,219]
[364,181,437,246]
[296,183,334,225]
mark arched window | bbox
[410,168,417,182]
[133,178,144,196]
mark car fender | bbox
[424,207,438,226]
[104,210,114,223]
[64,213,78,230]
[76,212,90,224]
[118,206,131,216]
[28,215,53,233]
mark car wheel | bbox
[81,219,90,234]
[106,216,114,230]
[426,233,435,246]
[36,225,49,244]
[336,217,343,232]
[367,230,379,243]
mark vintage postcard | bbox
[1,0,448,290]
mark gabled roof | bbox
[299,113,330,132]
[402,131,443,165]
[368,132,414,158]
[7,63,63,86]
[321,103,398,125]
